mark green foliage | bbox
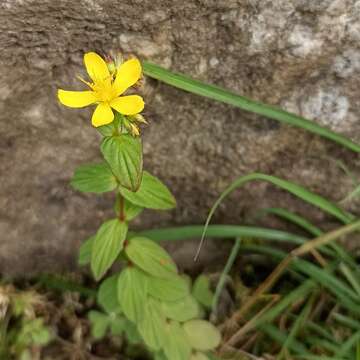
[162,321,192,360]
[88,311,110,339]
[0,287,51,360]
[192,275,214,309]
[97,274,122,314]
[162,295,200,322]
[125,237,178,278]
[119,171,176,210]
[138,298,166,350]
[70,162,117,193]
[91,219,128,280]
[117,266,148,323]
[78,235,94,266]
[183,320,221,351]
[147,275,189,302]
[101,134,143,191]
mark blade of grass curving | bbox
[331,313,360,331]
[250,280,315,329]
[335,331,360,359]
[305,337,341,355]
[142,61,360,153]
[212,237,241,313]
[304,321,338,342]
[256,207,322,237]
[197,173,355,260]
[339,263,360,297]
[257,207,357,269]
[238,245,360,312]
[259,323,309,355]
[277,297,314,360]
[140,224,309,246]
[37,274,96,297]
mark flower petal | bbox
[84,52,110,83]
[110,95,144,115]
[58,89,96,108]
[92,103,114,127]
[113,58,142,96]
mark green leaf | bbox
[91,219,128,280]
[114,195,143,221]
[192,275,214,309]
[138,298,166,350]
[125,237,177,278]
[110,316,127,336]
[78,235,95,266]
[88,311,110,339]
[117,266,148,323]
[183,320,221,351]
[163,321,192,360]
[143,61,360,153]
[119,171,176,210]
[97,274,122,314]
[124,321,142,344]
[101,134,143,191]
[162,295,200,322]
[148,275,189,302]
[97,123,115,137]
[70,162,117,193]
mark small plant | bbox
[58,52,221,360]
[0,284,51,360]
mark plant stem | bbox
[118,195,125,222]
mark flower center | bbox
[93,80,116,102]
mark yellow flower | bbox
[58,52,144,127]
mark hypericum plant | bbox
[58,52,221,360]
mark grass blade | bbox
[257,207,323,237]
[140,224,308,245]
[143,61,360,153]
[198,173,355,259]
[212,237,241,313]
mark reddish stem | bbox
[118,195,126,222]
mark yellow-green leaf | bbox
[117,266,148,323]
[192,275,214,309]
[71,162,117,193]
[138,298,166,350]
[163,321,192,360]
[91,220,128,280]
[119,171,176,210]
[98,274,122,314]
[101,135,143,191]
[183,320,221,351]
[78,235,95,266]
[125,237,177,278]
[162,295,200,322]
[148,275,189,302]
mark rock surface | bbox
[0,0,359,275]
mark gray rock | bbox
[0,0,359,276]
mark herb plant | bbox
[58,52,221,360]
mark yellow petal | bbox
[110,95,144,115]
[58,89,96,108]
[84,52,110,83]
[91,103,114,127]
[113,58,142,96]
